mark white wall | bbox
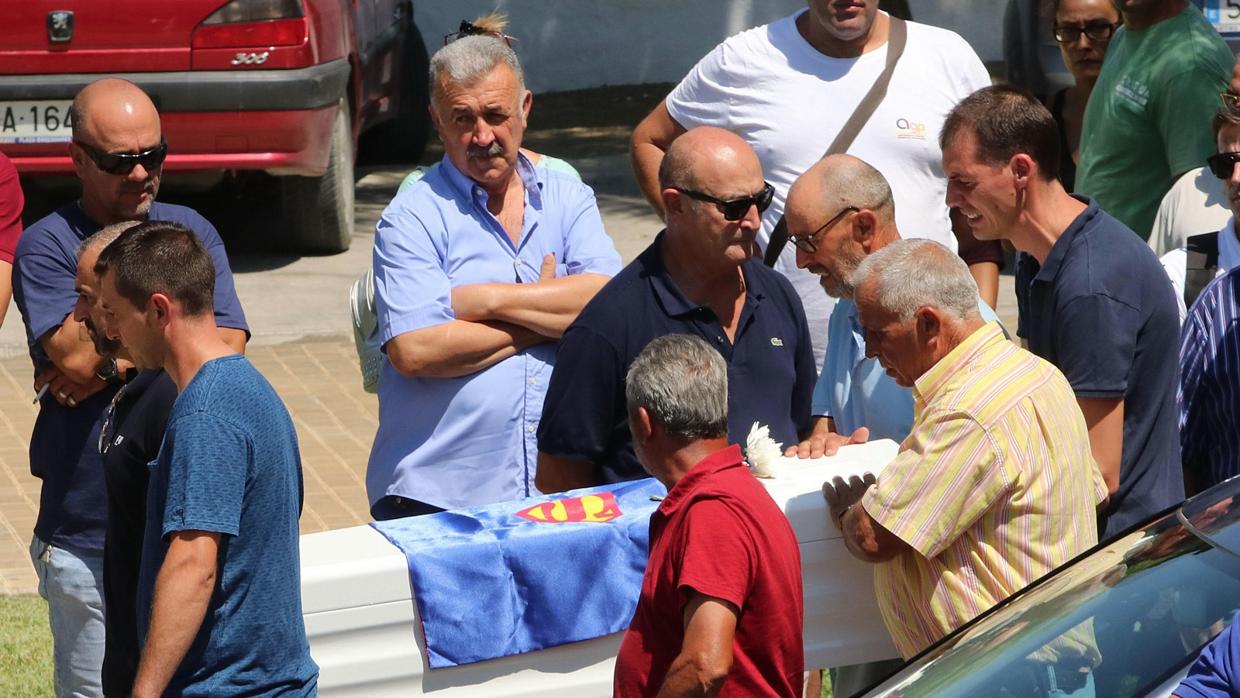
[414,0,1006,94]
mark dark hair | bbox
[941,85,1061,181]
[94,220,215,317]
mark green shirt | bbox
[1076,6,1231,240]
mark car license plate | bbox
[0,100,74,144]
[1203,0,1240,34]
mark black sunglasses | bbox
[673,182,774,221]
[790,206,859,254]
[1053,21,1119,44]
[1208,151,1240,180]
[75,139,168,175]
[444,20,516,47]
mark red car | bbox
[0,0,428,253]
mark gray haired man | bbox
[824,239,1103,662]
[614,334,804,696]
[366,34,621,518]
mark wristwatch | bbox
[95,357,119,383]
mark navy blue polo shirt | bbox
[538,233,815,484]
[1015,196,1182,539]
[12,201,249,551]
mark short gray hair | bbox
[852,239,981,321]
[625,334,728,440]
[813,155,896,225]
[429,35,525,104]
[77,220,139,260]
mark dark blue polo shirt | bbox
[538,233,815,484]
[12,201,249,551]
[1015,197,1182,539]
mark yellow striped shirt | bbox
[861,322,1106,659]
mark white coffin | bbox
[300,441,901,696]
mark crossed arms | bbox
[385,253,610,379]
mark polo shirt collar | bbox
[439,151,542,210]
[645,233,768,318]
[657,444,745,518]
[1034,195,1099,284]
[913,322,1005,405]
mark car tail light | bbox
[192,0,308,49]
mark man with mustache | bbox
[631,0,1000,372]
[537,127,815,492]
[71,222,178,697]
[367,35,621,518]
[11,77,248,696]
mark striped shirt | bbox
[861,322,1107,659]
[1180,266,1240,489]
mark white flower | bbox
[745,422,786,478]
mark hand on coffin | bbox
[822,473,877,530]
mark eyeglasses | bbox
[790,206,859,254]
[1207,152,1240,179]
[444,20,516,47]
[97,385,125,456]
[1053,21,1119,44]
[673,182,774,221]
[1221,92,1240,112]
[74,139,168,176]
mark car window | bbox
[868,504,1240,698]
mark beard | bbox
[84,318,121,358]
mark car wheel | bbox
[281,98,355,254]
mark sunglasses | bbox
[75,139,168,175]
[444,20,516,47]
[1222,92,1240,112]
[1053,21,1119,44]
[1207,151,1240,180]
[790,206,859,254]
[673,182,775,221]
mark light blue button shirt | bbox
[368,154,622,510]
[812,297,1001,441]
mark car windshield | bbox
[867,492,1240,698]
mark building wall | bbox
[415,0,1005,94]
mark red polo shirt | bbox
[613,444,804,697]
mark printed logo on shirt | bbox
[770,337,784,347]
[515,492,623,524]
[895,118,927,140]
[1115,77,1150,111]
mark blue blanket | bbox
[370,478,666,668]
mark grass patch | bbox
[0,595,53,697]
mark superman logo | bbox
[516,492,623,523]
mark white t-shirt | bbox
[1147,167,1230,256]
[665,11,991,366]
[1159,215,1239,323]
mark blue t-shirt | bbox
[538,233,816,483]
[137,356,315,696]
[1015,197,1183,539]
[1176,614,1240,698]
[12,201,249,551]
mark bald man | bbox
[11,78,248,696]
[537,126,816,492]
[784,155,1002,458]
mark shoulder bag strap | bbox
[764,16,908,267]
